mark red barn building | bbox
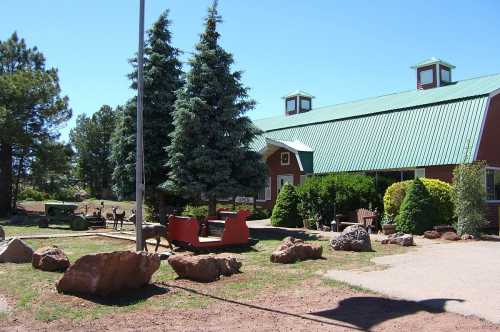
[252,58,500,231]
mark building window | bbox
[280,152,290,166]
[300,98,311,112]
[419,69,433,85]
[486,169,500,201]
[415,168,426,179]
[286,98,296,113]
[441,68,451,82]
[257,177,271,201]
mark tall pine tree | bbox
[166,1,266,216]
[0,33,71,215]
[110,10,183,222]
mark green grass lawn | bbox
[0,235,409,323]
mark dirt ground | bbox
[2,279,498,332]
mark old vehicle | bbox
[43,202,106,230]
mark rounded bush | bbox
[383,178,454,225]
[271,183,301,228]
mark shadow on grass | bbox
[163,283,463,331]
[249,228,321,241]
[63,284,169,306]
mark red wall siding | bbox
[258,148,303,209]
[424,165,456,183]
[477,94,500,167]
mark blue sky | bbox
[1,0,499,142]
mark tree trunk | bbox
[12,152,26,211]
[253,196,257,211]
[208,195,217,217]
[158,192,167,225]
[0,142,13,217]
[232,195,236,211]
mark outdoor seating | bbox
[337,208,378,233]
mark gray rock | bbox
[381,232,414,246]
[0,238,34,263]
[330,224,372,252]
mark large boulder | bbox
[381,232,414,246]
[32,246,70,272]
[441,231,460,241]
[56,251,160,296]
[270,237,323,264]
[330,224,372,252]
[423,230,441,239]
[0,238,34,263]
[0,225,4,241]
[168,253,242,283]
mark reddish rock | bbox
[270,237,323,264]
[441,231,460,241]
[381,233,414,246]
[423,230,441,239]
[32,246,70,272]
[0,238,33,263]
[168,254,242,282]
[56,251,160,296]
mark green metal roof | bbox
[252,74,500,173]
[254,73,500,132]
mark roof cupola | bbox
[283,90,314,116]
[411,57,455,90]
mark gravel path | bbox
[325,239,500,324]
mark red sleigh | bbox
[167,209,251,249]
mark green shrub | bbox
[182,205,209,220]
[395,178,434,234]
[297,173,378,225]
[383,181,409,220]
[271,183,301,227]
[384,178,454,225]
[247,208,271,220]
[18,187,49,201]
[452,162,487,237]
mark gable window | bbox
[280,152,290,166]
[286,98,296,113]
[486,168,500,201]
[419,69,433,85]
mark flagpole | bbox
[135,0,145,251]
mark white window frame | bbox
[280,152,290,166]
[414,168,426,179]
[256,176,271,202]
[486,167,500,203]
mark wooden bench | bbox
[337,208,378,233]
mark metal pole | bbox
[135,0,145,251]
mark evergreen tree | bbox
[0,32,71,215]
[395,178,434,234]
[110,10,183,222]
[271,183,301,228]
[70,105,116,198]
[166,1,266,216]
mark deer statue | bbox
[112,206,126,231]
[141,223,173,252]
